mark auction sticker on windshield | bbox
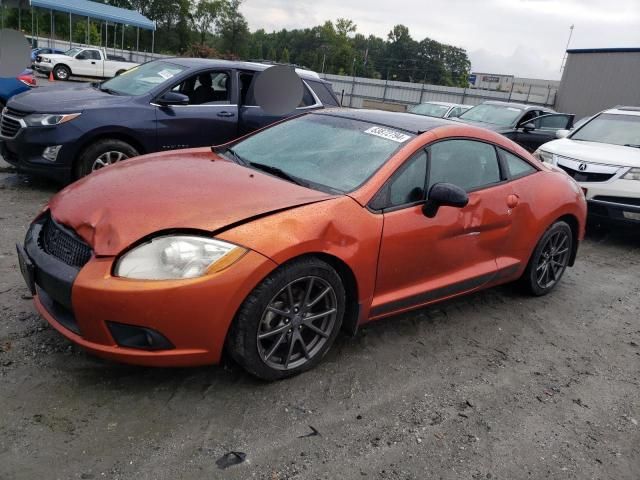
[157,70,176,80]
[364,126,411,143]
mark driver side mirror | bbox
[156,92,189,106]
[555,129,570,139]
[76,53,87,60]
[520,122,536,132]
[422,183,469,218]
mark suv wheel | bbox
[76,139,139,179]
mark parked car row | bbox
[1,56,638,228]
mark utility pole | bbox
[559,24,574,73]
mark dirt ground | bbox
[0,163,638,480]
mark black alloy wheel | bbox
[227,257,345,380]
[523,221,573,296]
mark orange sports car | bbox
[17,109,587,380]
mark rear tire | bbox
[75,139,139,179]
[521,221,573,296]
[227,257,345,381]
[53,65,71,81]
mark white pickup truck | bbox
[34,47,138,81]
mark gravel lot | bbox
[0,161,639,480]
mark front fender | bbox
[216,196,383,322]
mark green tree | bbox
[279,47,290,63]
[216,0,249,57]
[192,0,223,45]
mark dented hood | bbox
[49,149,333,256]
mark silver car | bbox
[407,101,473,119]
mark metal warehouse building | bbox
[556,48,640,119]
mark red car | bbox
[17,109,587,380]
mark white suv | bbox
[533,106,640,225]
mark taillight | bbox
[18,74,36,87]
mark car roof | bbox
[160,57,323,81]
[604,106,640,116]
[482,100,554,112]
[313,108,453,134]
[421,101,457,107]
[418,101,472,108]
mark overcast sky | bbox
[240,0,640,80]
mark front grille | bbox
[4,107,28,118]
[0,114,21,138]
[40,214,92,268]
[593,195,640,207]
[558,165,615,183]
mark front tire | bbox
[53,64,70,81]
[75,139,139,179]
[227,257,346,381]
[522,221,573,296]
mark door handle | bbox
[506,194,520,208]
[217,111,235,118]
[91,61,96,64]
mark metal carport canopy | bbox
[29,0,156,30]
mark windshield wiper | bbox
[624,144,640,149]
[217,146,248,165]
[248,162,308,187]
[98,85,120,95]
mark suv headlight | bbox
[24,113,81,127]
[533,149,555,163]
[114,235,247,280]
[622,168,640,181]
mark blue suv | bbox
[0,58,339,182]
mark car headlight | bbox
[114,235,247,280]
[41,58,51,63]
[533,149,555,164]
[622,167,640,181]
[24,113,81,127]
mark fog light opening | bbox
[42,145,62,162]
[107,321,175,351]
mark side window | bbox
[500,149,537,178]
[239,71,255,106]
[534,114,572,130]
[308,81,339,107]
[429,140,501,192]
[448,107,462,118]
[172,71,230,105]
[371,151,427,209]
[298,84,317,108]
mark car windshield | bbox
[459,104,523,126]
[408,103,450,118]
[98,61,187,96]
[64,47,83,57]
[229,114,414,193]
[570,113,640,147]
